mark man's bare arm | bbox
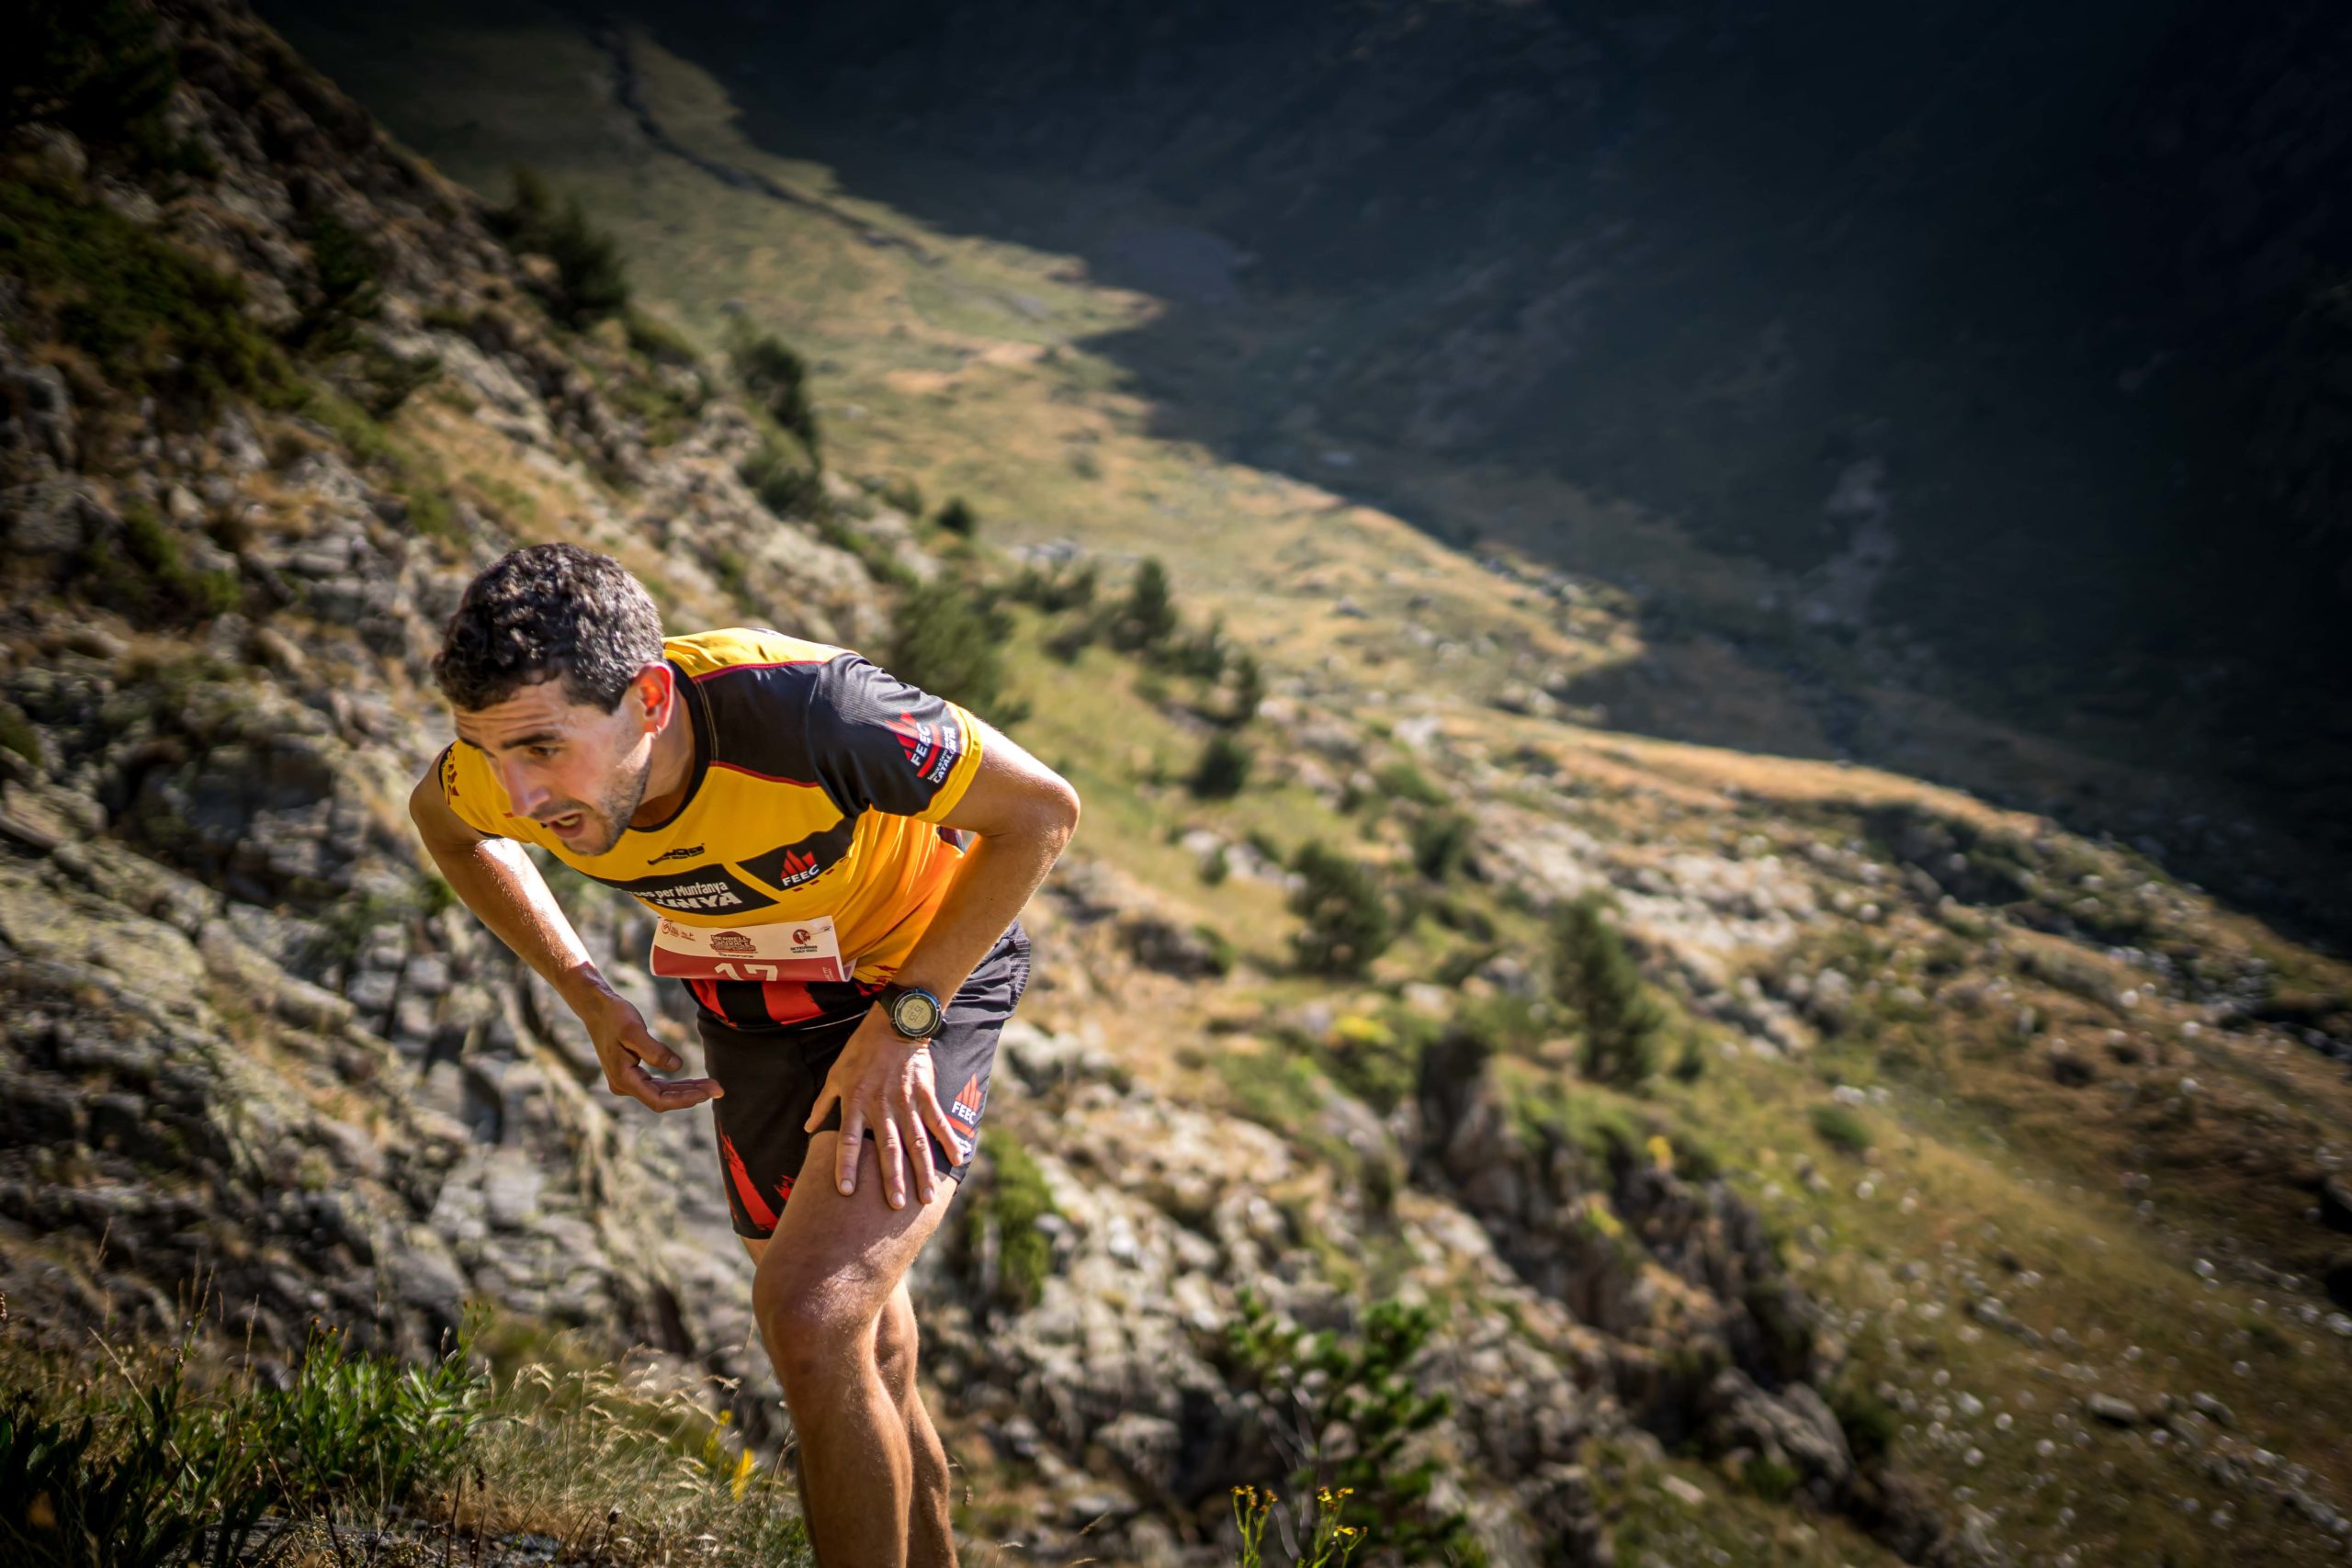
[803,718,1079,1205]
[891,720,1080,1006]
[407,765,719,1111]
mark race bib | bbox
[650,915,849,983]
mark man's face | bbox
[452,666,669,856]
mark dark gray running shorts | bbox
[700,920,1030,1239]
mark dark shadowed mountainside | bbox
[553,0,2352,942]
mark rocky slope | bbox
[9,4,2352,1567]
[1,0,881,1432]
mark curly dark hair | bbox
[432,543,665,713]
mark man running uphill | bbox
[407,544,1079,1567]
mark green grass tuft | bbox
[81,505,241,624]
[969,1133,1060,1311]
[0,704,41,767]
[0,1322,481,1568]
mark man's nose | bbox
[501,765,548,815]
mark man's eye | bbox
[529,746,560,759]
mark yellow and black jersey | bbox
[437,627,985,1031]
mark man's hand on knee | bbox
[805,1013,962,1210]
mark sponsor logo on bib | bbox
[650,915,849,982]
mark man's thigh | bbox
[755,1131,960,1323]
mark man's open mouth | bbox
[546,812,585,834]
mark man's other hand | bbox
[578,990,723,1111]
[805,1010,961,1211]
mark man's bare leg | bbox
[876,1280,956,1567]
[749,1132,959,1568]
[739,1238,957,1566]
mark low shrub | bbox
[1288,841,1394,978]
[1218,1043,1324,1119]
[1408,808,1475,882]
[487,167,630,328]
[1374,761,1449,808]
[1810,1101,1872,1156]
[730,330,820,457]
[1826,1376,1899,1468]
[1217,651,1264,730]
[738,443,826,521]
[1008,558,1098,615]
[966,1133,1058,1311]
[1,0,179,164]
[1220,1292,1479,1565]
[1,1313,824,1567]
[888,575,1024,727]
[710,548,751,602]
[933,496,978,536]
[1669,1031,1709,1083]
[1736,1452,1802,1504]
[295,209,382,350]
[1319,1010,1435,1116]
[81,507,240,624]
[1165,617,1230,682]
[1188,732,1253,799]
[624,308,700,366]
[0,1323,482,1568]
[1107,558,1180,654]
[352,342,441,420]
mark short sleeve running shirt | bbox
[436,627,986,1029]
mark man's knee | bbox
[754,1266,872,1397]
[874,1294,920,1404]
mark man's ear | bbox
[633,661,676,731]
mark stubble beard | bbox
[580,749,655,857]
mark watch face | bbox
[891,990,942,1037]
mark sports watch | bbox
[878,984,944,1041]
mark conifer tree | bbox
[1553,893,1665,1087]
